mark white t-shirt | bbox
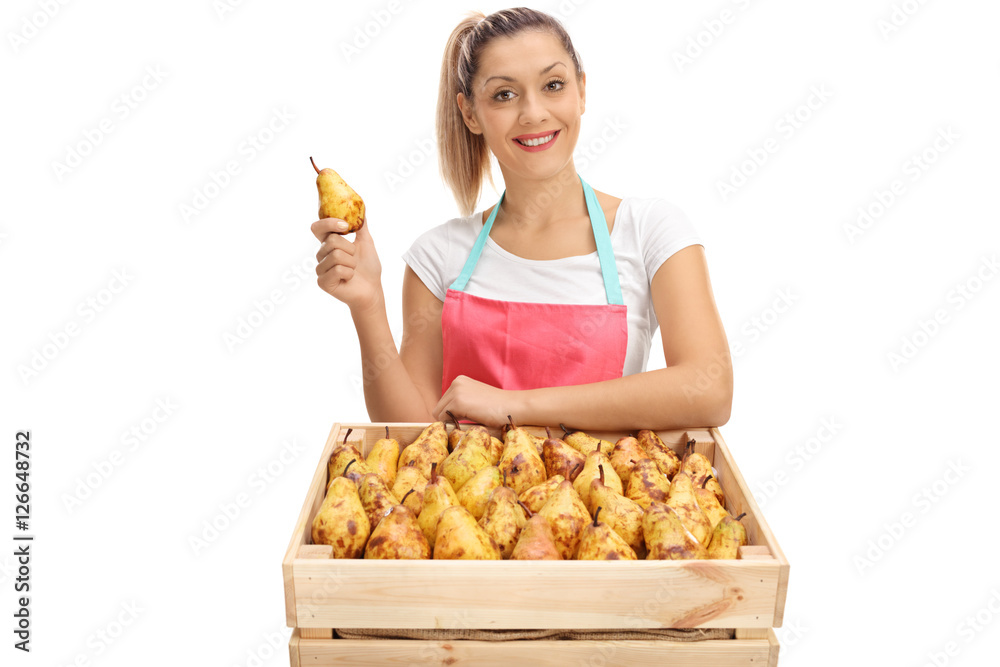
[402,196,702,376]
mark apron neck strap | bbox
[449,176,624,306]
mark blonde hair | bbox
[436,7,584,216]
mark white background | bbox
[3,0,999,665]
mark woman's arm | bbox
[433,245,733,430]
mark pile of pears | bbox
[311,420,748,560]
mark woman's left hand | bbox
[433,375,525,428]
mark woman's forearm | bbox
[517,360,733,432]
[351,296,435,422]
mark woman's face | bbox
[460,31,585,181]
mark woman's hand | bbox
[433,375,525,429]
[312,218,383,314]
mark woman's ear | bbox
[457,92,482,135]
[578,71,586,115]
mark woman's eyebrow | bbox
[482,61,566,88]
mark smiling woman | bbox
[312,7,733,431]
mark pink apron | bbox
[440,176,628,393]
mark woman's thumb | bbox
[354,219,373,244]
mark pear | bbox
[695,476,730,530]
[681,440,725,505]
[577,507,638,560]
[638,429,681,479]
[560,425,613,457]
[439,427,492,491]
[541,427,587,481]
[707,512,748,559]
[531,434,546,457]
[478,484,528,558]
[311,157,364,232]
[417,463,460,550]
[518,475,564,514]
[339,458,374,486]
[608,436,650,486]
[588,464,646,559]
[433,506,501,559]
[537,479,590,560]
[366,426,401,487]
[625,458,671,509]
[391,464,428,515]
[397,422,449,479]
[311,477,370,558]
[357,473,400,531]
[498,417,546,495]
[643,502,708,560]
[328,429,374,482]
[665,472,712,547]
[574,446,622,509]
[510,514,562,560]
[364,490,431,559]
[457,466,502,520]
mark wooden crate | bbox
[282,423,789,666]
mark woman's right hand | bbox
[312,217,383,315]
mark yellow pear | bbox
[311,477,369,558]
[311,157,364,232]
[576,507,638,560]
[537,479,590,560]
[706,512,748,559]
[694,476,730,530]
[588,464,646,559]
[518,475,564,514]
[364,491,431,559]
[478,484,528,559]
[541,427,587,481]
[665,472,712,547]
[397,422,449,479]
[391,464,428,515]
[643,502,708,560]
[416,463,459,550]
[681,440,725,505]
[356,473,399,531]
[625,458,671,509]
[608,436,650,486]
[439,427,492,491]
[638,429,681,479]
[457,466,502,520]
[433,505,501,560]
[574,446,622,509]
[498,417,546,494]
[560,425,613,457]
[366,426,400,487]
[510,514,562,560]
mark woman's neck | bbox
[490,162,585,230]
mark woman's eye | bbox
[494,89,515,102]
[547,79,565,91]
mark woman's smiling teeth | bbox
[516,132,557,146]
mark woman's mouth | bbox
[514,130,559,151]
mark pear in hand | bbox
[665,472,712,547]
[537,479,590,559]
[588,464,646,559]
[576,507,638,560]
[365,490,431,559]
[638,429,681,479]
[391,464,428,515]
[498,416,546,494]
[518,475,564,514]
[694,476,730,530]
[707,512,748,559]
[643,502,708,560]
[541,427,586,481]
[608,435,650,486]
[312,476,370,558]
[510,514,562,560]
[433,505,501,560]
[625,458,671,509]
[417,463,459,550]
[478,483,528,558]
[681,440,725,504]
[311,157,364,232]
[366,426,401,487]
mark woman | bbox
[312,7,732,430]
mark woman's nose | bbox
[518,91,550,125]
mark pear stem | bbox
[517,499,534,518]
[593,506,602,527]
[401,488,416,504]
[430,462,438,484]
[702,477,711,489]
[507,414,515,429]
[598,464,605,485]
[310,156,321,174]
[560,423,571,436]
[686,438,695,453]
[343,428,353,447]
[344,459,356,476]
[447,410,462,431]
[545,425,552,439]
[735,512,747,522]
[385,425,389,439]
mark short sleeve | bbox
[637,198,703,284]
[402,223,452,302]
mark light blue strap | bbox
[582,176,624,305]
[448,177,623,306]
[449,192,503,292]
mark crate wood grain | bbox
[283,422,788,633]
[288,628,780,667]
